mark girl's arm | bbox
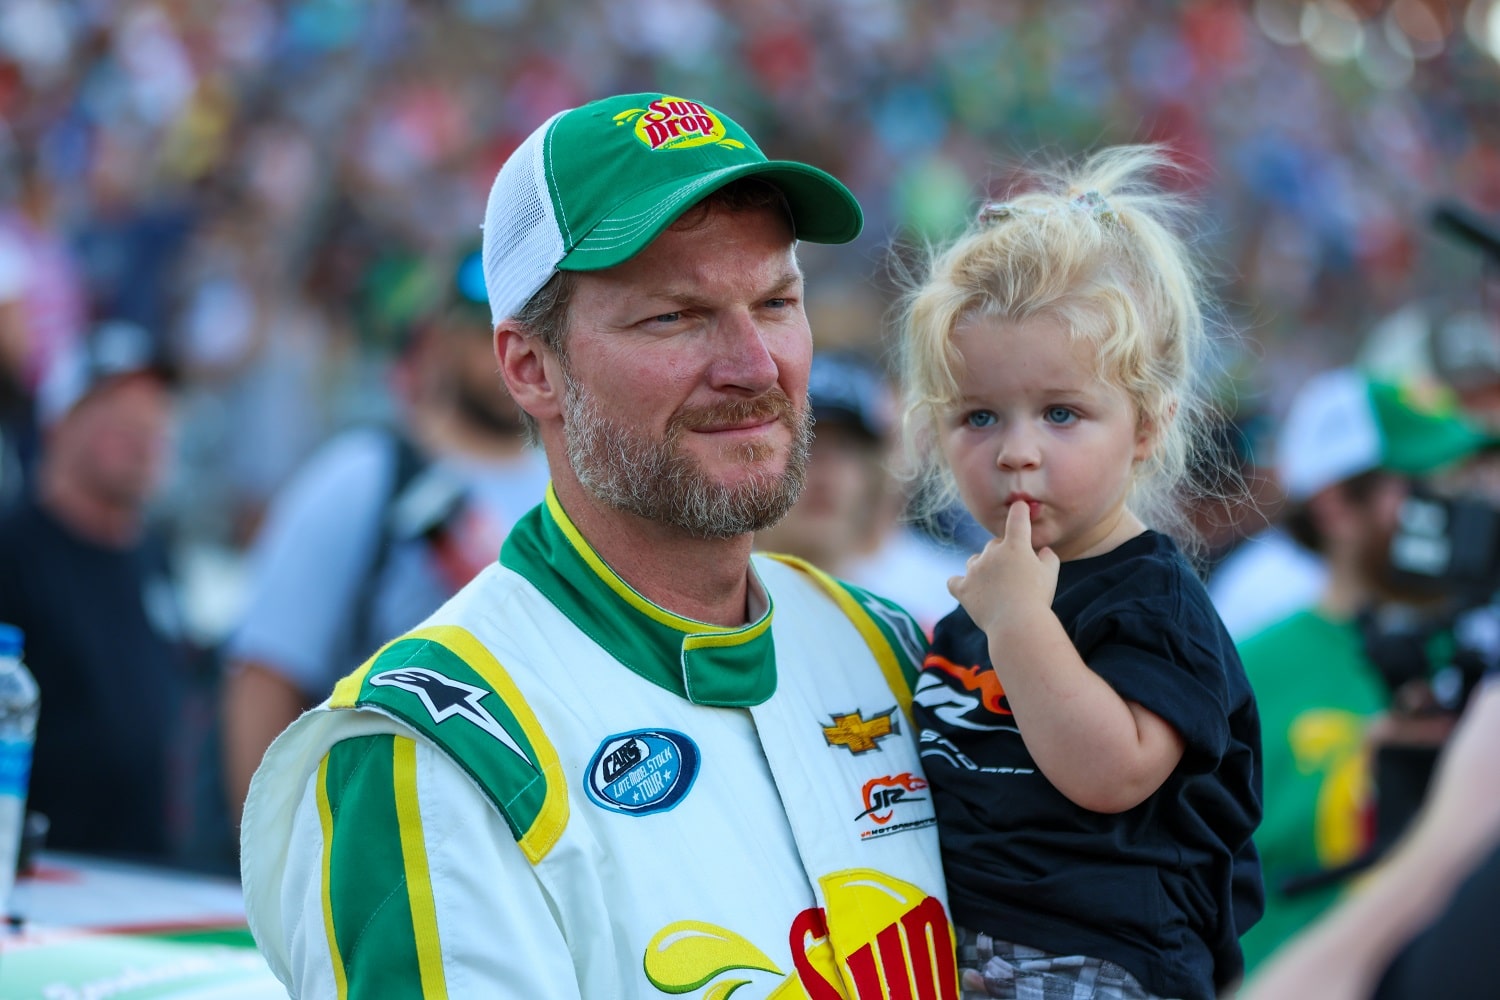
[950,502,1185,813]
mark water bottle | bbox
[0,623,39,916]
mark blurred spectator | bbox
[754,350,968,635]
[0,318,201,862]
[0,0,1494,868]
[1195,403,1330,642]
[1240,675,1500,1000]
[0,0,1494,573]
[1234,367,1498,971]
[0,146,89,509]
[1241,199,1500,1000]
[220,247,549,823]
[1209,523,1329,641]
[1422,201,1500,427]
[0,147,86,396]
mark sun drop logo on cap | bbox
[613,96,746,152]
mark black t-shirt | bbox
[0,495,194,859]
[915,530,1264,1000]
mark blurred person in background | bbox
[1234,367,1498,972]
[1240,671,1500,1000]
[0,318,200,862]
[755,349,968,635]
[1203,402,1330,642]
[0,145,90,512]
[220,245,549,824]
[1240,201,1500,999]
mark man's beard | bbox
[562,368,812,539]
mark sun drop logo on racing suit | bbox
[614,96,746,152]
[585,729,700,816]
[643,870,958,998]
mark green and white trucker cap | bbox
[1277,367,1497,502]
[480,92,864,325]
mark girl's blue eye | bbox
[1044,406,1076,425]
[965,410,997,428]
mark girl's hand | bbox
[948,500,1059,636]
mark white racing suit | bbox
[241,487,960,998]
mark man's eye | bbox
[652,312,682,324]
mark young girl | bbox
[900,146,1263,1000]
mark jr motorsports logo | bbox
[855,772,934,841]
[585,729,700,816]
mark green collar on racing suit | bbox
[500,485,777,707]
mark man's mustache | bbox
[670,389,802,434]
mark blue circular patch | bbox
[583,729,699,816]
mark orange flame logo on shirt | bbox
[644,871,958,999]
[613,96,747,151]
[924,654,1011,715]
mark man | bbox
[239,93,957,998]
[756,349,968,634]
[221,246,550,823]
[1235,367,1497,972]
[0,319,196,860]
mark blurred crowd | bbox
[1,0,1497,592]
[0,0,1493,799]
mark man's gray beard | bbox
[562,369,811,539]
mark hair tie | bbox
[1072,189,1118,225]
[977,201,1042,224]
[977,192,1119,226]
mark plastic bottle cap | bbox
[0,623,22,657]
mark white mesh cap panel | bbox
[482,110,568,326]
[1276,368,1380,502]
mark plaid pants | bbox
[955,927,1166,1000]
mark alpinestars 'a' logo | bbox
[858,593,927,667]
[823,707,899,754]
[370,667,533,769]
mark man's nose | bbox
[709,310,781,395]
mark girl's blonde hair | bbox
[898,144,1226,548]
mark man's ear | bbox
[496,322,562,424]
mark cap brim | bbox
[1386,425,1500,476]
[557,160,863,272]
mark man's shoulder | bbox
[299,613,568,861]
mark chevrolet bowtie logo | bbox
[822,707,899,754]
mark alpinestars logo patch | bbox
[857,592,927,667]
[370,667,532,769]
